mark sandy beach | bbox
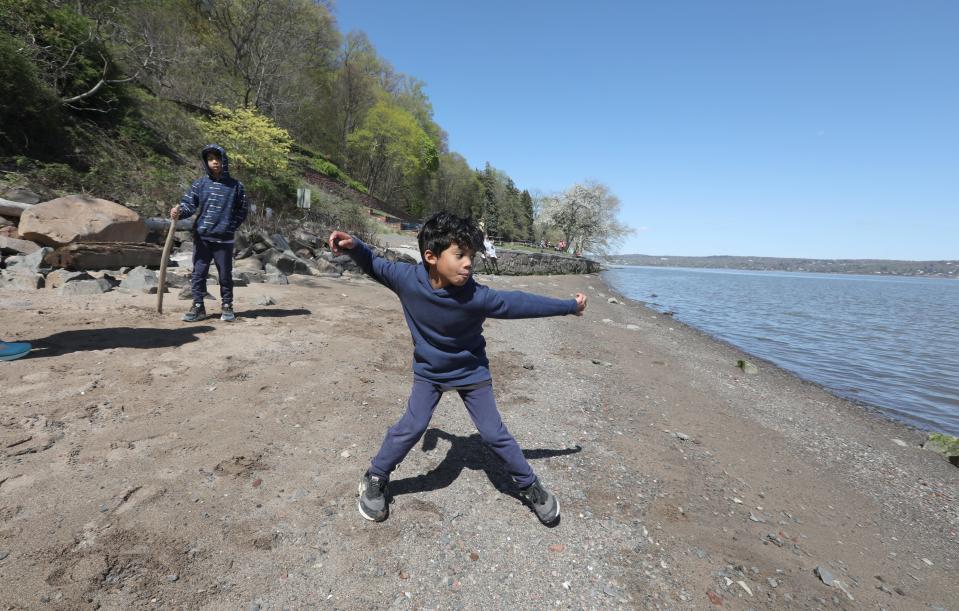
[1,272,956,609]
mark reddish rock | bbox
[548,543,566,553]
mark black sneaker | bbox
[220,304,235,321]
[358,472,388,522]
[519,479,560,524]
[182,303,206,322]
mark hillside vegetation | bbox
[0,0,543,240]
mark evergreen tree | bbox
[481,162,499,237]
[521,189,535,241]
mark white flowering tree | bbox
[536,181,633,255]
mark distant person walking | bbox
[170,144,249,322]
[483,235,499,274]
[0,340,31,361]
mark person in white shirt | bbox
[483,235,499,274]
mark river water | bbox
[603,266,959,436]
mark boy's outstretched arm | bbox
[328,230,405,291]
[486,288,587,319]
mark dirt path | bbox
[1,273,956,609]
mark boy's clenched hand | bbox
[328,230,354,254]
[574,292,587,315]
[170,207,179,220]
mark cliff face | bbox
[491,249,603,276]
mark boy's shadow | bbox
[389,428,582,511]
[27,326,215,359]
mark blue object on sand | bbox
[0,341,32,361]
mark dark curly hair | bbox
[417,211,485,268]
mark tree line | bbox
[1,0,630,252]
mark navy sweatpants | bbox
[192,237,234,305]
[369,379,536,488]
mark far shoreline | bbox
[604,262,959,281]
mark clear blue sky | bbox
[334,1,957,260]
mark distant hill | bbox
[605,254,959,278]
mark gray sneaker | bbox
[519,479,560,524]
[220,304,235,321]
[358,472,388,522]
[182,303,206,322]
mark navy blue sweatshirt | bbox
[346,237,579,386]
[177,144,249,242]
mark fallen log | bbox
[144,217,194,232]
[0,198,33,219]
[44,242,163,270]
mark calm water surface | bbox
[603,266,959,436]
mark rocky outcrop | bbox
[17,195,148,246]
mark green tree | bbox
[0,31,64,157]
[427,152,483,217]
[347,100,438,211]
[201,104,295,208]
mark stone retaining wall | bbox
[487,249,603,276]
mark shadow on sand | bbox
[388,428,582,525]
[27,326,216,359]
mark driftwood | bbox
[156,220,177,313]
[44,242,162,270]
[0,198,33,219]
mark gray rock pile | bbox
[0,189,413,296]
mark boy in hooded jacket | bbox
[171,144,249,322]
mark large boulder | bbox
[18,195,148,247]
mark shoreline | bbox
[598,267,959,438]
[0,272,956,608]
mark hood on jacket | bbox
[201,144,230,179]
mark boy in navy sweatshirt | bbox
[171,144,249,322]
[329,212,587,525]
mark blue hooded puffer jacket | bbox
[177,144,249,241]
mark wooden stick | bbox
[156,218,177,313]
